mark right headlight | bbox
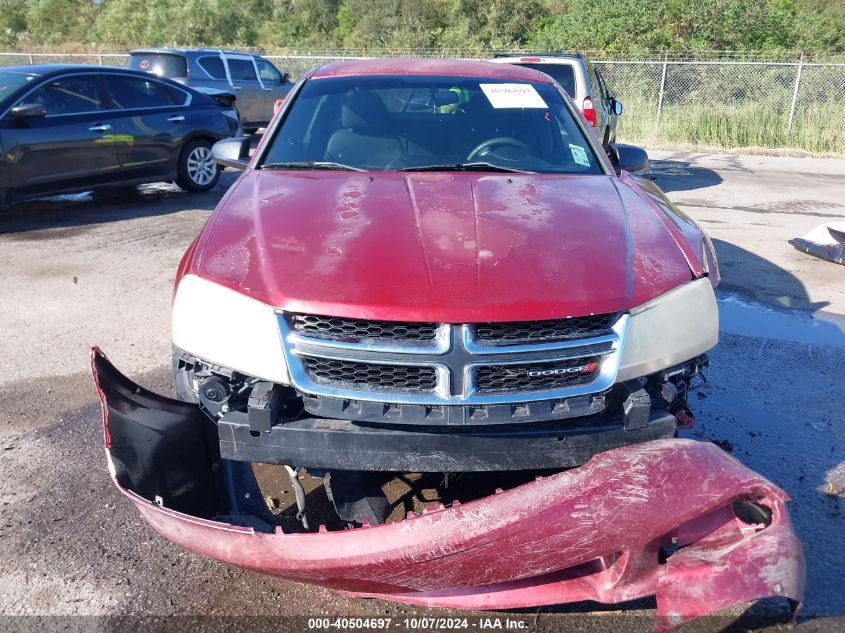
[617,277,718,382]
[172,274,290,384]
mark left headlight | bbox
[617,277,718,382]
[172,274,290,384]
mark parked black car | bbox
[128,49,293,133]
[0,65,240,209]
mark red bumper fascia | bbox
[93,348,804,631]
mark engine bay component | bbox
[92,347,804,632]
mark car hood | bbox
[191,171,695,321]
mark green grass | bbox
[616,97,844,154]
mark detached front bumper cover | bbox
[92,348,804,631]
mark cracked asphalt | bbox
[0,152,843,632]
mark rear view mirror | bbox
[433,90,460,108]
[613,99,623,116]
[609,143,649,175]
[10,103,47,119]
[211,136,251,170]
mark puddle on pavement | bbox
[718,292,845,348]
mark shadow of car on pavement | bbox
[0,171,239,236]
[645,158,723,194]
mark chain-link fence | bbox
[590,56,844,153]
[2,50,842,152]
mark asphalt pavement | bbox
[0,152,843,632]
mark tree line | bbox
[1,0,842,52]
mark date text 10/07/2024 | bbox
[307,618,528,630]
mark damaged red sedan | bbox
[93,59,803,629]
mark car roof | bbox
[493,52,584,60]
[311,58,554,82]
[0,64,165,78]
[130,47,261,57]
[0,64,93,76]
[490,55,583,66]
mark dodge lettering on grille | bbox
[526,361,598,377]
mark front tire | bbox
[176,139,220,192]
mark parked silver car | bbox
[490,53,622,147]
[129,48,293,133]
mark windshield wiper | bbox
[262,161,364,172]
[397,162,534,174]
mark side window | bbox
[166,85,191,106]
[27,75,103,116]
[255,59,283,84]
[595,69,610,100]
[586,65,601,101]
[106,75,175,109]
[198,56,227,80]
[226,58,258,82]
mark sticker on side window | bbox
[479,83,547,109]
[568,144,590,167]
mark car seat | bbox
[324,92,402,168]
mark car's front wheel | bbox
[176,139,220,192]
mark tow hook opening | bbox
[732,498,774,528]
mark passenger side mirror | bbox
[609,143,649,175]
[612,99,623,116]
[281,72,290,84]
[10,103,47,119]
[211,136,251,170]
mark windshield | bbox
[261,75,603,175]
[0,72,37,105]
[513,63,576,97]
[128,53,188,79]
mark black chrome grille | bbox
[475,357,601,393]
[292,314,438,343]
[475,314,616,345]
[303,357,437,391]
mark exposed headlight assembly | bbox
[172,274,290,384]
[617,278,718,382]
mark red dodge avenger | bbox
[93,59,803,630]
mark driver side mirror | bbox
[612,99,623,116]
[10,103,47,119]
[211,136,251,170]
[609,143,649,175]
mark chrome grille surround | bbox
[278,313,628,406]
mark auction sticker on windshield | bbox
[480,83,547,109]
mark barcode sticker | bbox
[479,83,548,109]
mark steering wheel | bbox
[467,136,535,163]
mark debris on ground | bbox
[789,222,845,265]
